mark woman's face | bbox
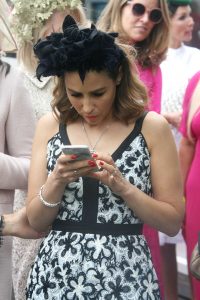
[170,5,194,45]
[121,0,161,43]
[65,71,120,126]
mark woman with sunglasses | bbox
[97,1,170,297]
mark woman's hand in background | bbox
[163,111,182,128]
[3,207,47,239]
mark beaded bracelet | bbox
[39,185,61,208]
[0,215,5,248]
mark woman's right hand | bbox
[52,152,98,184]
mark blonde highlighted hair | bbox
[15,5,88,72]
[97,0,170,68]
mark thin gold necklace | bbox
[81,119,110,152]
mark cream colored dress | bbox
[12,71,54,300]
[0,63,35,300]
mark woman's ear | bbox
[116,66,123,85]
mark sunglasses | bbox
[127,2,163,24]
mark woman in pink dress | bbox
[179,71,200,300]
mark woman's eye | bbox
[71,93,82,98]
[178,15,187,21]
[93,92,104,97]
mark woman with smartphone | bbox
[25,16,184,299]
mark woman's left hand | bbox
[91,153,128,196]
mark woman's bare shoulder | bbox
[142,111,172,150]
[35,112,60,142]
[37,112,58,126]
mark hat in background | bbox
[0,0,17,52]
[168,0,192,5]
[11,0,82,46]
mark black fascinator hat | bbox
[34,15,125,82]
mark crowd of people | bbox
[0,0,199,299]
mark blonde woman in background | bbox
[97,1,171,297]
[9,1,88,299]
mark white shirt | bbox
[161,43,200,114]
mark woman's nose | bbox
[82,98,94,113]
[140,12,150,23]
[189,16,194,27]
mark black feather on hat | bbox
[34,15,125,82]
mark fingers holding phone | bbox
[54,145,100,183]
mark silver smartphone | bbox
[61,145,99,172]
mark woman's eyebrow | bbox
[67,87,106,93]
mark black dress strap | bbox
[134,111,148,135]
[59,122,69,145]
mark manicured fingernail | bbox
[92,153,98,158]
[99,161,104,166]
[71,154,78,159]
[88,160,96,167]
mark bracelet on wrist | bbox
[0,215,5,248]
[39,185,61,208]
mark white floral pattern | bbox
[26,119,161,299]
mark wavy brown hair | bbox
[51,44,148,124]
[97,0,170,68]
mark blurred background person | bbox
[179,70,200,300]
[161,0,200,146]
[0,0,36,299]
[9,0,88,299]
[160,1,200,298]
[97,1,171,297]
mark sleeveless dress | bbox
[179,71,200,300]
[26,113,161,299]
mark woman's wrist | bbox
[1,214,14,237]
[119,183,139,209]
[117,181,134,199]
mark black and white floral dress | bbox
[26,113,161,299]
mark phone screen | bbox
[61,145,99,172]
[61,145,92,160]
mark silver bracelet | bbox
[39,185,61,208]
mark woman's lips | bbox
[85,115,97,119]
